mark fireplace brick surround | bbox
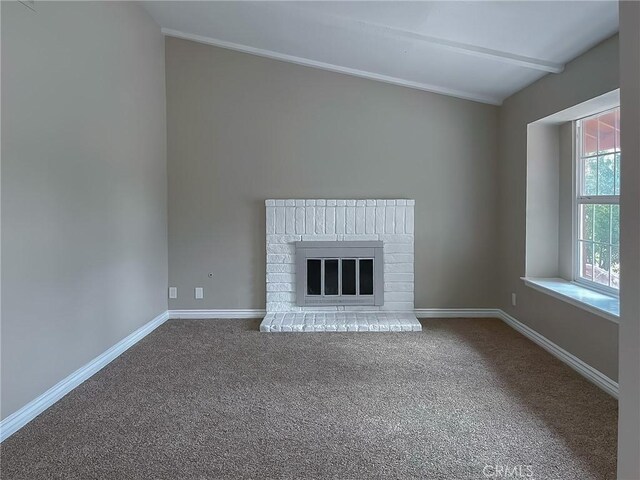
[260,199,421,332]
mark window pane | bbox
[593,244,611,287]
[598,111,616,153]
[611,245,620,289]
[597,155,615,195]
[612,205,620,244]
[615,108,620,151]
[583,117,598,156]
[324,259,338,295]
[580,204,594,241]
[359,259,374,295]
[580,241,593,281]
[593,204,611,243]
[583,157,598,195]
[342,259,356,295]
[615,153,621,195]
[307,259,321,295]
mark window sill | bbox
[521,277,619,324]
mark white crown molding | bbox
[1,307,617,443]
[161,28,503,106]
[0,310,170,442]
[496,310,618,398]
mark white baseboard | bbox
[168,309,266,319]
[496,310,619,398]
[414,308,501,318]
[0,310,169,443]
[1,306,618,444]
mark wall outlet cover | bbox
[195,287,204,299]
[168,287,177,299]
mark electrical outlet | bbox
[195,287,204,299]
[168,287,177,299]
[511,293,517,307]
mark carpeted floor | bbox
[0,318,617,479]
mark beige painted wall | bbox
[165,37,499,311]
[1,2,168,419]
[498,35,620,380]
[618,1,640,476]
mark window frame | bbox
[573,107,620,297]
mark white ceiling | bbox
[142,1,619,105]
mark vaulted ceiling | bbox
[143,1,619,105]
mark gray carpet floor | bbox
[0,318,617,479]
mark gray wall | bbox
[618,1,640,476]
[165,37,499,311]
[497,35,620,380]
[1,2,168,419]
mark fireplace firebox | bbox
[295,241,384,306]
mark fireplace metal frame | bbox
[295,241,384,307]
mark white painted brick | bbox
[266,207,275,234]
[386,200,396,206]
[346,200,356,206]
[376,200,386,206]
[295,199,305,207]
[316,199,326,206]
[267,254,294,264]
[285,206,296,234]
[365,207,375,234]
[386,254,413,263]
[305,200,316,206]
[379,234,413,243]
[275,207,286,234]
[327,199,337,206]
[267,235,300,244]
[397,199,407,206]
[395,206,405,234]
[384,244,413,254]
[406,206,414,234]
[295,207,305,234]
[355,205,366,234]
[326,207,336,234]
[384,282,413,292]
[302,234,337,241]
[275,200,285,206]
[407,199,415,206]
[366,199,376,206]
[385,292,414,302]
[384,263,414,273]
[267,264,296,273]
[346,206,356,234]
[285,199,295,206]
[267,244,294,254]
[265,200,276,207]
[386,273,414,282]
[267,273,295,283]
[305,207,315,234]
[266,283,295,292]
[356,200,366,207]
[375,206,385,234]
[384,206,395,233]
[315,207,325,234]
[336,206,345,234]
[336,200,346,206]
[382,302,414,311]
[267,292,296,302]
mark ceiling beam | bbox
[297,5,565,74]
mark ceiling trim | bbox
[162,28,503,106]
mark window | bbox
[576,107,620,294]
